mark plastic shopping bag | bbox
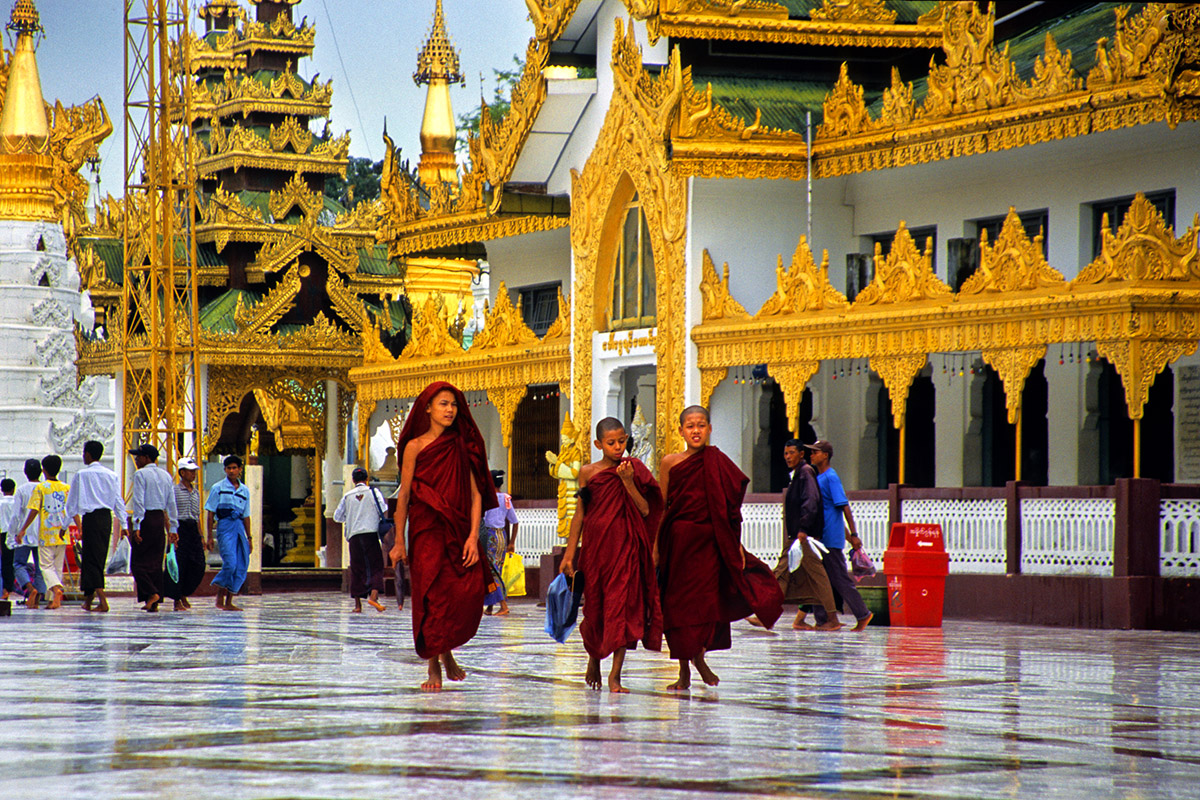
[501,551,526,597]
[106,536,131,574]
[165,542,180,583]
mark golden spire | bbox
[0,0,49,153]
[414,0,462,186]
[414,0,464,86]
[0,0,55,221]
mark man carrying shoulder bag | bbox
[333,467,388,613]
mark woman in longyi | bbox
[390,381,498,690]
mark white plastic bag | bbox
[106,536,131,574]
[787,537,803,572]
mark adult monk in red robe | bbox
[656,405,784,691]
[390,381,498,691]
[560,417,663,693]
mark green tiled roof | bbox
[775,0,938,23]
[87,237,123,285]
[356,244,401,277]
[200,288,261,333]
[699,71,880,131]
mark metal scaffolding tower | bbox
[121,0,202,480]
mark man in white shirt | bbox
[128,444,178,612]
[8,459,43,608]
[333,466,386,613]
[67,440,127,613]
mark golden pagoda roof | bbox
[0,0,48,154]
[414,0,464,85]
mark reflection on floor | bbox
[1,594,1198,799]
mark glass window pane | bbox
[640,211,655,319]
[622,206,638,319]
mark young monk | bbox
[560,417,663,693]
[656,405,785,691]
[390,381,498,691]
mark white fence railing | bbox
[1160,499,1200,577]
[901,498,1007,574]
[1021,498,1115,576]
[854,499,891,563]
[741,504,785,563]
[512,508,559,560]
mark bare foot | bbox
[47,588,64,610]
[815,620,843,632]
[224,601,242,611]
[83,593,94,612]
[484,606,493,615]
[585,656,601,690]
[423,658,443,691]
[25,590,39,610]
[494,605,510,616]
[666,660,691,691]
[95,598,109,613]
[180,597,191,610]
[852,612,873,632]
[141,593,160,612]
[693,654,720,686]
[352,603,362,613]
[367,596,386,613]
[441,652,466,681]
[746,615,765,628]
[173,600,186,612]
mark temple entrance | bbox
[973,361,1050,486]
[509,385,562,501]
[868,372,934,488]
[754,374,814,493]
[1094,362,1174,483]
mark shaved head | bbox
[679,405,710,426]
[596,417,625,438]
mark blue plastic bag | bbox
[544,571,584,644]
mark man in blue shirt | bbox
[805,440,872,631]
[205,455,252,611]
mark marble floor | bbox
[1,593,1198,799]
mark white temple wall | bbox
[485,226,571,295]
[933,367,967,487]
[1047,358,1087,486]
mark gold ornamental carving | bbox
[960,207,1065,296]
[1097,338,1198,420]
[543,286,572,339]
[698,366,728,408]
[770,361,820,435]
[809,0,896,25]
[1074,193,1200,285]
[869,354,927,429]
[488,385,529,449]
[756,236,847,316]
[570,19,689,461]
[400,295,466,359]
[980,345,1047,424]
[699,250,749,321]
[469,282,539,351]
[852,223,951,307]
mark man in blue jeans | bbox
[805,440,873,632]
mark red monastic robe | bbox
[398,382,498,660]
[577,459,663,660]
[658,446,784,660]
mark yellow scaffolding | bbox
[121,0,202,482]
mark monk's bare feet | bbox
[367,592,386,613]
[815,620,843,631]
[423,658,443,691]
[693,653,719,686]
[441,652,466,682]
[585,656,601,690]
[852,612,873,632]
[666,660,691,691]
[608,675,629,693]
[47,587,64,610]
[745,615,765,628]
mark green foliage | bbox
[324,156,383,208]
[455,55,523,154]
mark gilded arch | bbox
[570,19,689,459]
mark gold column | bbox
[1014,412,1022,482]
[897,422,906,485]
[1133,418,1142,479]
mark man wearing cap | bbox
[66,440,126,613]
[128,444,178,612]
[333,466,387,613]
[804,439,873,632]
[164,457,206,611]
[206,454,252,611]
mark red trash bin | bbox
[883,522,949,627]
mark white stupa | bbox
[0,0,115,479]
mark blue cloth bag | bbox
[544,571,584,644]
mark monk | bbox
[656,405,784,691]
[390,381,497,691]
[560,417,663,693]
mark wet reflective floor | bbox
[2,594,1198,799]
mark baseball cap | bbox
[128,443,159,460]
[803,440,833,457]
[177,457,200,471]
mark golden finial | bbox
[414,0,464,86]
[7,0,42,38]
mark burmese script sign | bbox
[1178,365,1200,483]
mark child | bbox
[482,470,518,617]
[17,455,71,611]
[333,466,387,613]
[9,460,43,609]
[560,417,662,693]
[206,455,252,611]
[656,406,784,691]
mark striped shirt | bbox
[174,484,201,521]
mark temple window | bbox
[1089,189,1174,257]
[517,282,561,337]
[610,194,656,330]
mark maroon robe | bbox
[658,446,784,660]
[577,459,663,660]
[398,382,498,659]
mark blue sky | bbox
[27,0,534,202]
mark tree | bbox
[455,55,523,154]
[324,156,383,209]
